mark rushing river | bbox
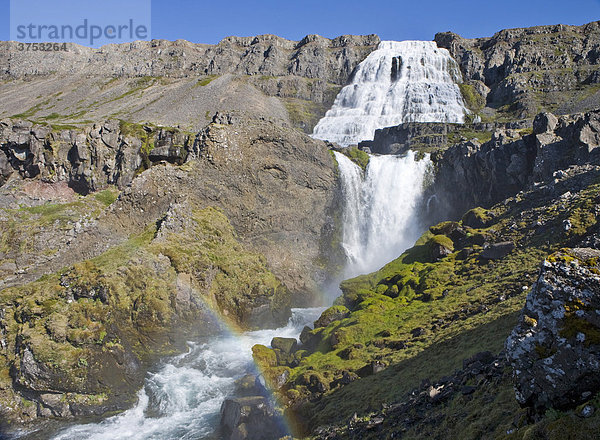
[46,308,324,440]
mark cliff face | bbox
[429,110,600,220]
[0,113,342,299]
[435,21,600,121]
[0,34,379,81]
[0,35,379,133]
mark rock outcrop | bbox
[0,118,193,192]
[359,120,529,155]
[429,110,600,220]
[506,248,600,411]
[435,21,600,119]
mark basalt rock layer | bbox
[435,21,600,121]
[429,110,600,220]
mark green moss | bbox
[314,305,350,328]
[253,344,278,368]
[462,207,494,228]
[94,187,120,206]
[560,314,600,346]
[12,103,44,119]
[428,234,455,251]
[339,147,370,171]
[193,75,219,87]
[274,174,600,431]
[106,77,157,104]
[1,202,292,420]
[459,83,486,112]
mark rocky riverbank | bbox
[0,112,344,434]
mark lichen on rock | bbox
[506,247,600,411]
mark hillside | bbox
[0,20,599,440]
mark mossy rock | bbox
[339,147,369,171]
[428,235,455,261]
[462,207,494,228]
[252,344,278,368]
[271,337,298,354]
[429,221,462,236]
[314,305,350,328]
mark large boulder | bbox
[220,396,286,440]
[506,248,600,411]
[480,242,515,260]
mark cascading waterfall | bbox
[312,40,467,147]
[37,39,461,440]
[334,151,432,277]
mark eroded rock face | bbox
[435,21,600,118]
[430,110,600,220]
[506,248,600,411]
[0,119,192,194]
[0,35,379,83]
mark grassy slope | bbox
[253,168,600,436]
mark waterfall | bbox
[334,151,431,277]
[312,40,467,147]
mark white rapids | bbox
[49,308,324,440]
[312,40,467,147]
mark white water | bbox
[50,308,324,440]
[312,40,467,147]
[334,151,431,277]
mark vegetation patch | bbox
[337,147,369,171]
[253,171,600,433]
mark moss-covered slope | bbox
[0,201,289,431]
[253,163,600,436]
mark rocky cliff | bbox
[0,112,344,431]
[0,34,379,81]
[435,21,600,121]
[0,34,379,133]
[428,110,600,221]
[0,113,342,298]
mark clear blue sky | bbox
[1,0,599,45]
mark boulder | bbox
[314,306,350,328]
[270,337,298,354]
[480,242,515,260]
[505,249,600,411]
[220,396,286,440]
[533,112,558,134]
[462,208,493,229]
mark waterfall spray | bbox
[334,151,432,278]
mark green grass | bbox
[94,188,119,206]
[193,75,219,87]
[255,172,600,433]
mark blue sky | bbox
[1,0,599,45]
